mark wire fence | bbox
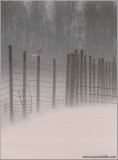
[0,46,117,126]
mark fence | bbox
[0,46,117,125]
[65,50,117,106]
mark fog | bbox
[1,1,117,159]
[1,104,117,159]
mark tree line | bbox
[1,1,117,59]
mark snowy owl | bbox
[31,49,43,57]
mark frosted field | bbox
[1,104,117,159]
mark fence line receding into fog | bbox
[0,45,117,125]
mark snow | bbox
[1,104,117,159]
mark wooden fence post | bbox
[76,53,79,105]
[101,58,105,102]
[89,56,92,102]
[105,62,108,102]
[113,57,117,98]
[100,58,102,101]
[108,62,111,102]
[84,55,87,102]
[23,51,26,118]
[97,58,100,101]
[80,50,83,102]
[100,58,103,102]
[93,59,95,102]
[37,56,40,112]
[74,49,78,105]
[103,59,105,102]
[52,59,56,108]
[69,54,74,106]
[112,57,117,100]
[112,57,117,101]
[65,54,70,107]
[99,58,101,101]
[8,45,14,122]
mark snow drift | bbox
[1,104,117,159]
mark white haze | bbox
[1,104,117,159]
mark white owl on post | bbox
[31,49,43,57]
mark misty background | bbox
[1,2,117,158]
[1,1,117,62]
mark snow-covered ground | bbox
[1,104,117,159]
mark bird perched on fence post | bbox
[31,49,43,57]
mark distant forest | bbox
[1,1,117,60]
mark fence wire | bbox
[0,49,117,126]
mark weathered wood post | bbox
[105,62,108,102]
[37,56,40,112]
[76,53,79,105]
[74,49,78,105]
[52,59,56,108]
[65,54,70,107]
[100,59,102,102]
[112,57,117,101]
[100,58,103,102]
[112,60,114,101]
[9,45,14,122]
[108,62,111,102]
[103,59,105,102]
[93,59,95,102]
[80,50,83,102]
[112,57,117,100]
[84,55,87,102]
[23,51,26,118]
[113,57,117,99]
[69,54,74,106]
[101,58,105,102]
[89,56,92,102]
[97,58,100,101]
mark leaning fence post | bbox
[37,56,40,112]
[9,45,14,122]
[52,59,56,108]
[23,51,26,118]
[65,54,70,107]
